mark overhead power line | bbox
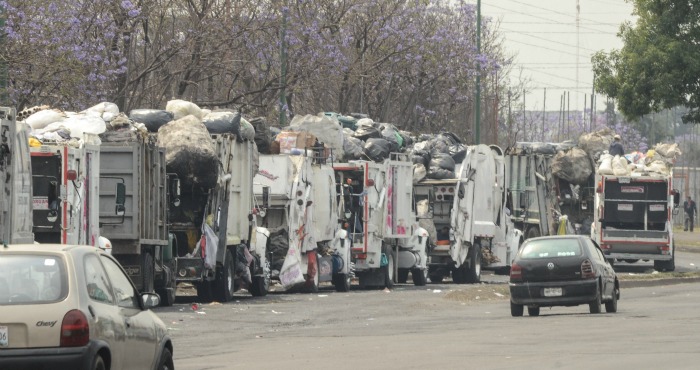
[508,32,598,53]
[502,0,625,27]
[485,3,617,34]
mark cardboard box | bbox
[276,131,317,154]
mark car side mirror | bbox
[115,182,126,216]
[673,190,680,207]
[141,292,160,309]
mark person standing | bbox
[609,134,624,156]
[684,196,697,232]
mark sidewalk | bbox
[673,228,700,252]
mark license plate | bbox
[544,287,562,297]
[0,326,8,348]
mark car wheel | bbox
[605,283,619,313]
[93,355,106,370]
[412,268,428,286]
[465,243,481,284]
[527,306,540,317]
[333,273,351,292]
[589,285,602,314]
[158,348,174,370]
[397,269,409,284]
[510,302,524,317]
[214,248,235,302]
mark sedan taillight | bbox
[581,259,595,279]
[60,309,89,347]
[510,263,522,282]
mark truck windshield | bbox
[519,238,582,259]
[0,255,67,305]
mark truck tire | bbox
[412,268,428,286]
[381,245,394,289]
[304,251,320,293]
[452,266,466,284]
[654,242,675,272]
[250,274,269,297]
[156,260,176,307]
[196,281,214,303]
[142,252,155,294]
[333,273,351,292]
[214,248,235,302]
[527,306,540,317]
[429,266,444,283]
[397,269,409,284]
[465,242,481,284]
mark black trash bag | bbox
[427,168,456,180]
[267,227,289,273]
[449,144,467,164]
[343,135,364,160]
[363,138,392,162]
[418,134,433,142]
[429,153,456,172]
[249,117,272,154]
[354,126,381,141]
[399,131,414,147]
[129,109,174,132]
[202,111,241,134]
[411,149,431,166]
[428,137,451,157]
[440,132,463,145]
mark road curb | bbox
[621,277,700,288]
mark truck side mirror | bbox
[171,178,181,207]
[458,183,465,199]
[115,182,126,216]
[47,181,59,222]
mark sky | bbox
[480,0,636,112]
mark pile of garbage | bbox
[249,111,467,182]
[597,142,681,176]
[19,99,262,190]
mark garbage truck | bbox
[0,107,34,244]
[415,144,521,283]
[169,133,269,302]
[254,148,350,292]
[334,153,428,288]
[592,169,679,271]
[98,133,179,305]
[30,135,105,246]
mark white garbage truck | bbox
[334,154,428,288]
[415,144,520,283]
[254,150,350,292]
[0,107,34,244]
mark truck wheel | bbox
[250,274,269,297]
[452,266,466,284]
[465,243,481,284]
[196,281,214,303]
[412,268,428,286]
[527,306,540,317]
[429,273,444,284]
[510,302,524,317]
[381,245,394,289]
[333,273,351,292]
[157,261,176,307]
[214,249,235,302]
[142,252,155,293]
[397,269,409,284]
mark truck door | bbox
[385,156,413,237]
[31,152,62,243]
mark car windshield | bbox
[0,254,67,305]
[519,238,582,259]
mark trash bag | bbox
[59,114,107,139]
[239,117,256,142]
[429,153,456,172]
[24,109,67,130]
[338,115,357,130]
[449,144,467,164]
[399,130,414,147]
[413,163,427,184]
[356,118,375,127]
[157,115,219,190]
[578,128,614,162]
[353,125,381,141]
[427,168,455,180]
[166,99,204,120]
[514,142,557,155]
[612,155,630,176]
[202,111,241,134]
[289,114,344,157]
[363,138,392,162]
[381,125,404,149]
[552,148,593,185]
[410,149,430,166]
[416,199,437,243]
[129,109,174,133]
[250,117,272,154]
[343,134,364,160]
[597,153,614,175]
[440,132,462,145]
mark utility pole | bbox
[279,4,288,126]
[542,88,546,142]
[508,89,512,145]
[567,91,571,138]
[0,3,8,105]
[559,93,564,142]
[584,94,588,131]
[576,0,580,110]
[475,0,482,144]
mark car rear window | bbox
[519,238,583,259]
[0,255,67,305]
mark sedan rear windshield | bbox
[0,255,67,305]
[519,239,583,259]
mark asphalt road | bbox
[157,277,700,370]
